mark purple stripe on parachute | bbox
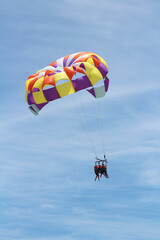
[43,87,60,101]
[37,102,48,110]
[68,57,76,67]
[72,75,92,92]
[73,66,77,71]
[27,92,36,105]
[33,88,39,92]
[63,58,68,67]
[54,70,61,73]
[52,63,59,68]
[48,72,54,76]
[27,88,39,104]
[87,88,96,97]
[97,62,108,78]
[79,63,85,69]
[104,76,109,92]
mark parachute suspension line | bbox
[90,96,104,155]
[90,93,106,157]
[76,92,97,157]
[72,93,97,157]
[71,92,97,158]
[98,96,106,156]
[79,112,97,157]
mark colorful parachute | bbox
[25,52,109,115]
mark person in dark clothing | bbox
[101,163,109,178]
[94,165,100,181]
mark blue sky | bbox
[0,0,160,239]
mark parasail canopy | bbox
[25,52,109,115]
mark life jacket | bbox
[98,165,102,172]
[94,165,99,174]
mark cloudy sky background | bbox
[0,0,160,239]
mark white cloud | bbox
[107,80,160,99]
[138,160,160,187]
